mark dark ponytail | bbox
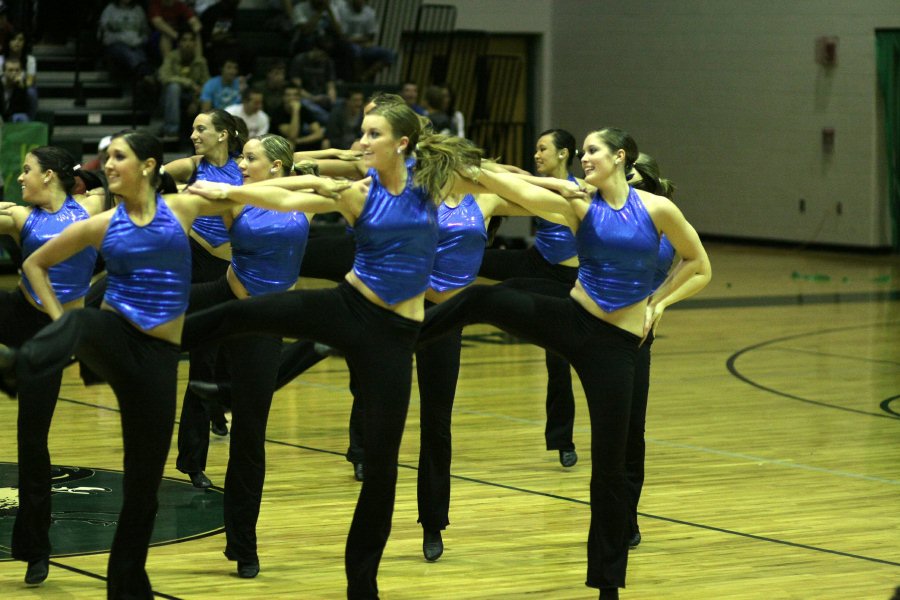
[205,109,247,157]
[632,152,675,199]
[29,146,79,195]
[538,128,577,169]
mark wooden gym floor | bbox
[0,241,897,599]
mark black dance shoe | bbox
[237,561,260,578]
[559,449,578,468]
[210,417,228,437]
[0,344,19,399]
[628,530,642,548]
[422,529,444,562]
[188,471,212,489]
[599,588,619,599]
[24,557,49,585]
[353,462,364,482]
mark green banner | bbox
[1,121,49,203]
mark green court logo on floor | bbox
[0,462,224,559]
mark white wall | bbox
[445,0,900,247]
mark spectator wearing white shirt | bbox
[226,90,270,138]
[338,0,394,81]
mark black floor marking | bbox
[676,289,900,309]
[726,322,900,419]
[0,559,185,599]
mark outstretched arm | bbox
[187,180,348,218]
[243,174,351,198]
[465,169,583,230]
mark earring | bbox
[43,178,49,184]
[142,170,148,177]
[396,148,402,155]
[270,167,277,173]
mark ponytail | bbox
[413,132,483,204]
[632,152,675,199]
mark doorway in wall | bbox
[876,29,900,251]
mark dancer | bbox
[0,131,335,598]
[0,146,104,585]
[167,109,246,486]
[182,98,482,599]
[479,128,583,467]
[417,128,711,599]
[415,187,587,562]
[183,133,344,578]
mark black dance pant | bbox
[12,308,179,599]
[478,246,578,451]
[176,277,236,475]
[299,231,356,283]
[176,277,282,565]
[626,333,653,538]
[415,299,462,532]
[1,289,58,564]
[181,281,420,599]
[417,284,639,590]
[345,298,463,530]
[176,237,234,464]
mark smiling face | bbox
[190,113,223,156]
[17,153,47,205]
[580,133,622,186]
[104,137,148,196]
[534,134,563,176]
[358,114,405,171]
[238,139,276,183]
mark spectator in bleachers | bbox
[288,45,336,124]
[290,0,354,81]
[442,84,465,138]
[422,84,451,135]
[82,135,112,172]
[0,2,14,51]
[200,0,241,72]
[148,0,203,62]
[98,0,153,80]
[225,89,269,137]
[158,29,210,137]
[400,81,426,116]
[323,87,363,150]
[338,0,393,81]
[0,57,30,121]
[1,29,37,120]
[200,56,242,111]
[269,84,324,151]
[252,61,288,116]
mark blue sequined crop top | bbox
[102,196,191,329]
[230,205,310,296]
[20,196,97,305]
[533,174,579,264]
[576,187,659,312]
[430,194,487,292]
[190,158,243,247]
[351,162,438,305]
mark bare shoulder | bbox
[73,193,107,216]
[636,189,680,220]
